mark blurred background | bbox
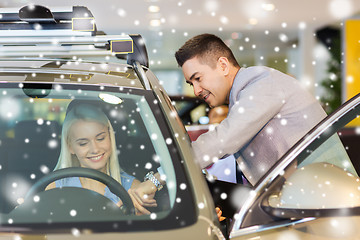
[2,0,360,122]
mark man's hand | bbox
[215,207,226,221]
[127,180,158,215]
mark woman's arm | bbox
[128,179,158,215]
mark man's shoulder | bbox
[234,66,274,87]
[236,66,295,86]
[239,66,282,76]
[230,66,294,105]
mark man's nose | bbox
[193,83,202,97]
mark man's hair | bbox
[175,33,239,68]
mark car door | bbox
[229,93,360,240]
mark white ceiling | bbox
[2,0,360,69]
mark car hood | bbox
[0,215,223,240]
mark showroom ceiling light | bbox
[262,3,275,11]
[148,5,160,13]
[150,19,161,27]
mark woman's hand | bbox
[127,180,158,215]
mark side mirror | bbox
[262,162,360,218]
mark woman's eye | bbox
[79,142,87,147]
[97,134,106,141]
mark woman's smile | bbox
[88,153,105,162]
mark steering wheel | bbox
[25,167,135,215]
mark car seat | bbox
[0,120,61,213]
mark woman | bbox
[46,103,157,215]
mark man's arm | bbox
[192,74,284,169]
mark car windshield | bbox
[0,82,195,232]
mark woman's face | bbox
[68,120,112,173]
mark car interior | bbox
[0,85,171,217]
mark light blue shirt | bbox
[55,171,135,204]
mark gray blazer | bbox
[192,66,327,185]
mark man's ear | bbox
[217,57,230,76]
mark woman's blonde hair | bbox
[54,103,122,183]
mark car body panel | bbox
[0,216,223,240]
[231,216,360,240]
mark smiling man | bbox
[175,33,331,185]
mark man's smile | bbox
[203,93,210,101]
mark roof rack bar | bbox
[0,45,104,52]
[0,34,149,68]
[133,61,151,90]
[0,5,149,68]
[0,29,93,37]
[0,34,132,45]
[0,50,113,57]
[0,68,94,76]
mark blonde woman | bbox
[46,103,157,215]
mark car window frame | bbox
[0,81,197,233]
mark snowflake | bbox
[71,228,81,237]
[117,8,126,17]
[220,193,227,200]
[179,183,187,190]
[145,162,152,169]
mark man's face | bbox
[182,56,230,108]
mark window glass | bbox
[298,133,357,175]
[0,82,195,231]
[269,130,359,210]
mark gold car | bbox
[0,5,360,240]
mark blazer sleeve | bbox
[192,74,285,169]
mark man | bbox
[175,33,328,186]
